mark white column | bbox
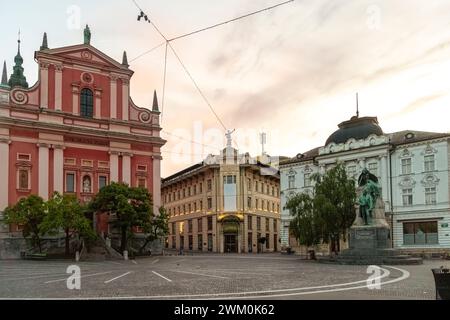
[54,65,63,111]
[110,152,119,182]
[0,139,10,211]
[72,86,79,115]
[39,63,49,108]
[153,156,162,215]
[110,76,117,119]
[94,89,101,119]
[38,143,50,200]
[53,145,64,194]
[0,139,9,234]
[122,153,131,185]
[122,79,129,121]
[380,155,388,199]
[358,157,366,171]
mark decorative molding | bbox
[319,134,388,155]
[0,138,11,144]
[36,143,50,148]
[303,165,312,174]
[421,143,438,156]
[138,111,152,123]
[39,62,50,69]
[65,136,108,146]
[81,72,94,84]
[421,174,440,187]
[54,64,64,72]
[52,144,65,150]
[398,148,414,159]
[10,89,29,105]
[398,176,416,188]
[81,51,92,60]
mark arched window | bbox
[80,88,93,118]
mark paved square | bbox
[0,254,446,299]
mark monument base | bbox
[319,226,423,265]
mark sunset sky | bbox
[2,0,450,177]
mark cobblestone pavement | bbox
[0,254,446,299]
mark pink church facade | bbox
[0,27,166,238]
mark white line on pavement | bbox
[44,271,114,284]
[132,260,138,265]
[104,271,133,284]
[152,271,172,282]
[170,270,230,279]
[151,259,159,264]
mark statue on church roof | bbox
[84,25,91,45]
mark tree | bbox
[311,163,356,253]
[139,207,169,254]
[89,182,152,252]
[3,195,46,253]
[41,192,95,256]
[285,192,321,254]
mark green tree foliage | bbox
[285,193,320,249]
[139,207,169,254]
[312,163,356,251]
[287,163,356,254]
[89,182,152,252]
[4,195,46,253]
[41,192,95,256]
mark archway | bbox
[221,215,240,253]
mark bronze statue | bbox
[358,168,381,225]
[84,25,91,45]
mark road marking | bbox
[151,259,159,265]
[132,260,138,265]
[170,270,229,279]
[44,271,114,284]
[6,266,410,300]
[108,261,123,266]
[152,271,172,282]
[104,271,133,284]
[64,266,401,300]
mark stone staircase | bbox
[80,237,123,261]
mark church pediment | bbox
[37,45,131,73]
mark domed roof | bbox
[325,116,383,146]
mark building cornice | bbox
[0,116,166,146]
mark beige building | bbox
[162,146,281,253]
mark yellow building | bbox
[162,147,281,253]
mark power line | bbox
[167,43,228,132]
[129,41,165,62]
[161,130,222,151]
[168,0,295,42]
[132,0,230,134]
[161,42,169,123]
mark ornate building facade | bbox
[280,114,450,254]
[162,145,281,253]
[0,27,165,257]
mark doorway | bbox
[224,234,237,253]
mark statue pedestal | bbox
[349,225,390,250]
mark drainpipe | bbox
[388,138,395,248]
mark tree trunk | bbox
[337,235,341,253]
[36,236,42,253]
[65,228,70,256]
[139,238,150,254]
[120,227,127,252]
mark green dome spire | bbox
[8,35,29,89]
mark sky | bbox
[1,0,450,177]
